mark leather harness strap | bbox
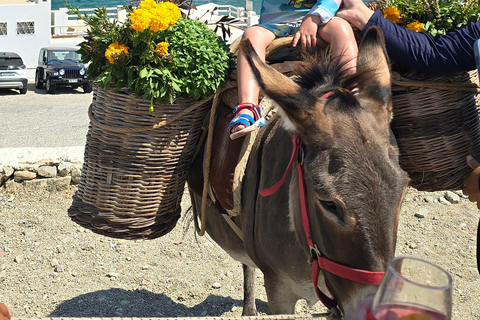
[260,133,385,309]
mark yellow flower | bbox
[105,42,129,64]
[406,21,425,32]
[129,8,152,32]
[383,6,402,24]
[138,0,157,10]
[155,42,169,56]
[150,2,181,32]
[129,0,180,32]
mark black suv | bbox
[35,47,93,94]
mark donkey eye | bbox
[319,200,337,212]
[319,200,345,223]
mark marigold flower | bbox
[105,42,129,64]
[151,2,181,32]
[139,0,157,10]
[129,1,180,32]
[383,6,402,24]
[155,42,169,56]
[406,21,425,32]
[129,8,152,32]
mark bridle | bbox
[259,133,385,309]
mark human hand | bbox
[336,0,373,31]
[350,297,374,320]
[463,155,480,209]
[0,303,12,320]
[292,14,322,52]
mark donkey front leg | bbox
[242,264,257,316]
[263,274,311,314]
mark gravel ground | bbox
[0,185,479,319]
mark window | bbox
[0,22,6,36]
[17,21,35,35]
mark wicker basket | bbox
[68,83,211,239]
[391,70,480,191]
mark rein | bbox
[259,133,385,309]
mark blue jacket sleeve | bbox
[360,10,480,74]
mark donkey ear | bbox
[356,26,391,101]
[356,26,392,127]
[240,39,317,130]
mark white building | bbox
[0,0,54,77]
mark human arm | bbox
[292,14,323,52]
[292,0,342,51]
[0,303,12,320]
[337,0,480,74]
[463,155,480,209]
[335,0,373,31]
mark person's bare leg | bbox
[231,26,276,135]
[318,17,358,74]
[0,303,12,320]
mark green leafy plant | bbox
[368,0,480,36]
[67,0,235,110]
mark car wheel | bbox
[35,72,43,89]
[19,86,27,94]
[46,77,56,94]
[83,82,93,93]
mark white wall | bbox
[0,0,52,73]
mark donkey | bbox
[187,26,409,319]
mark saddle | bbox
[188,36,328,229]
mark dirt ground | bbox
[0,185,479,319]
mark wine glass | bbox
[368,256,453,320]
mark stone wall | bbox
[0,159,82,193]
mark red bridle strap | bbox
[260,133,385,309]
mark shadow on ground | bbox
[49,288,270,317]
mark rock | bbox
[414,207,428,218]
[47,176,71,191]
[423,195,435,203]
[37,159,60,167]
[4,180,18,192]
[438,197,452,206]
[51,258,59,267]
[444,191,460,204]
[71,166,82,184]
[14,170,36,182]
[23,179,48,189]
[408,242,418,249]
[37,165,57,178]
[57,162,72,177]
[1,166,14,183]
[54,265,64,273]
[106,272,120,278]
[212,282,221,289]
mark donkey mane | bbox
[293,52,381,110]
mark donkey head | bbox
[241,26,410,318]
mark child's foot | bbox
[227,102,266,140]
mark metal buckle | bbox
[309,244,321,260]
[297,146,304,166]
